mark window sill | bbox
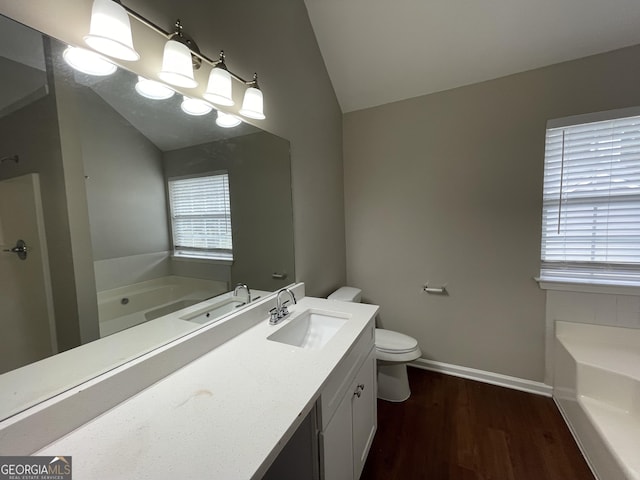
[171,253,233,266]
[535,277,640,296]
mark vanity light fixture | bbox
[62,46,117,76]
[79,0,266,120]
[181,96,213,116]
[158,39,198,88]
[135,76,175,100]
[216,111,242,128]
[239,74,265,120]
[203,51,234,106]
[158,21,200,88]
[84,0,140,61]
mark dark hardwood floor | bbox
[361,368,594,480]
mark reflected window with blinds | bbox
[168,172,233,261]
[540,107,640,285]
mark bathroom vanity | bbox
[2,285,378,479]
[318,318,377,480]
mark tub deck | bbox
[97,276,227,337]
[555,321,640,480]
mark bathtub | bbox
[97,276,228,337]
[554,321,640,480]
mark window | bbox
[540,108,640,285]
[168,172,233,261]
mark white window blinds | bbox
[540,111,640,285]
[168,173,232,259]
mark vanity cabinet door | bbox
[351,347,377,480]
[320,345,377,480]
[320,389,353,480]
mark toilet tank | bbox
[328,286,362,303]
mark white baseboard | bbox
[553,398,602,480]
[410,358,553,397]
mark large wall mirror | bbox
[0,13,294,420]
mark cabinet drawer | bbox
[319,318,374,429]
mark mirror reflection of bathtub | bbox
[0,12,293,421]
[97,276,226,336]
[97,276,271,336]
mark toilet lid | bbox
[375,329,418,354]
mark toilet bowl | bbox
[328,287,421,402]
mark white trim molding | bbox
[410,358,553,397]
[536,278,640,296]
[553,398,601,480]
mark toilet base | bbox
[377,362,411,402]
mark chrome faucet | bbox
[270,288,297,325]
[233,283,251,303]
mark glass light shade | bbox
[203,67,234,106]
[216,111,242,128]
[181,96,213,116]
[135,76,174,100]
[62,46,117,76]
[239,86,265,119]
[84,0,139,61]
[158,40,198,88]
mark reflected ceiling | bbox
[75,70,260,152]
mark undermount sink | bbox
[180,298,247,324]
[267,309,349,349]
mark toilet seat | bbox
[375,329,421,362]
[375,329,418,353]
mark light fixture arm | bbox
[216,50,228,70]
[247,72,260,89]
[118,3,173,40]
[169,20,200,54]
[116,2,257,85]
[168,19,202,69]
[210,50,250,83]
[173,19,184,37]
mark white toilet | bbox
[328,287,422,402]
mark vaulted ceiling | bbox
[304,0,640,113]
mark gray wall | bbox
[0,56,46,116]
[0,0,347,298]
[164,132,295,291]
[0,58,87,352]
[50,48,101,345]
[78,89,169,261]
[124,0,346,297]
[344,44,640,382]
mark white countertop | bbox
[36,296,378,479]
[0,290,271,421]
